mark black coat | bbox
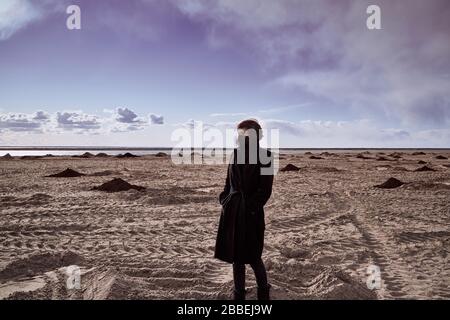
[214,147,274,264]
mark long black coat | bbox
[214,147,274,264]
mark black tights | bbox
[233,258,268,291]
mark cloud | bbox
[56,111,101,131]
[109,107,148,132]
[33,110,50,121]
[260,119,303,136]
[0,112,46,132]
[0,0,67,41]
[116,107,141,124]
[150,114,164,124]
[174,0,450,127]
[0,108,165,135]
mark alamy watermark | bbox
[170,122,279,175]
[366,264,382,290]
[66,265,81,290]
[65,4,381,31]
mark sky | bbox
[0,0,449,148]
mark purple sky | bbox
[0,0,449,147]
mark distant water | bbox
[0,149,170,157]
[0,147,447,157]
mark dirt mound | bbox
[375,177,404,189]
[95,153,109,157]
[376,156,393,161]
[92,178,145,192]
[435,155,448,160]
[389,152,403,159]
[116,152,139,158]
[414,166,435,172]
[309,155,323,160]
[320,152,332,156]
[72,152,94,158]
[0,251,85,281]
[155,152,168,157]
[280,164,300,172]
[412,152,426,156]
[418,160,427,164]
[20,156,42,160]
[3,153,13,159]
[356,154,371,159]
[47,168,85,177]
[81,152,94,158]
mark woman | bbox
[214,119,274,300]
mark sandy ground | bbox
[0,151,449,299]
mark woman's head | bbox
[237,119,262,140]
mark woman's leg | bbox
[250,258,268,288]
[250,259,270,300]
[232,263,246,300]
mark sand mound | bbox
[73,152,94,158]
[0,251,85,281]
[3,153,13,159]
[47,168,85,178]
[280,164,300,172]
[435,155,448,160]
[155,152,168,157]
[375,177,404,189]
[92,178,145,192]
[81,152,94,158]
[116,152,139,158]
[309,155,323,160]
[389,153,403,159]
[412,152,426,156]
[95,153,109,157]
[304,152,313,155]
[356,154,371,159]
[418,160,427,164]
[414,166,435,172]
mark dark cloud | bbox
[0,113,44,132]
[111,107,148,132]
[116,107,141,124]
[150,114,164,125]
[33,110,50,121]
[56,111,101,130]
[175,0,450,127]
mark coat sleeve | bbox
[246,172,273,212]
[219,164,231,205]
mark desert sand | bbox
[0,151,449,299]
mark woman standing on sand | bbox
[214,119,274,300]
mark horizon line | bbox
[1,146,449,151]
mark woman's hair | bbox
[237,119,261,132]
